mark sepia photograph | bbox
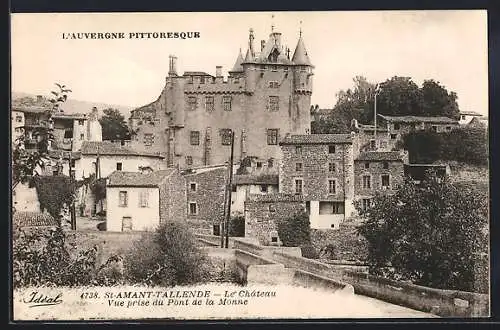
[10,10,489,320]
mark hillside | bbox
[11,92,134,119]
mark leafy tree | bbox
[311,76,462,134]
[277,210,311,247]
[99,108,131,141]
[30,175,76,221]
[12,84,71,189]
[357,175,488,292]
[421,80,460,119]
[124,221,212,286]
[401,125,487,165]
[229,215,245,237]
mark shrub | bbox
[123,222,212,286]
[277,210,311,247]
[357,175,489,292]
[229,215,245,237]
[301,244,319,259]
[13,227,99,288]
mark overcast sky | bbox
[11,11,488,116]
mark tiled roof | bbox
[460,111,483,117]
[356,151,405,161]
[13,211,58,228]
[48,150,82,160]
[234,174,279,185]
[81,141,164,158]
[183,71,213,77]
[246,193,304,203]
[378,114,458,124]
[107,169,176,187]
[280,134,353,145]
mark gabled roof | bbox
[377,114,458,124]
[234,174,279,186]
[292,36,312,66]
[280,134,353,145]
[356,151,405,161]
[13,211,58,228]
[81,141,164,159]
[107,169,176,187]
[460,111,483,117]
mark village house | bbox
[350,119,396,152]
[277,133,358,229]
[377,114,459,142]
[231,173,279,215]
[459,110,484,125]
[106,169,186,232]
[354,151,408,211]
[182,165,227,235]
[244,194,304,245]
[128,26,313,169]
[11,98,102,152]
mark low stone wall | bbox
[66,230,151,265]
[196,234,236,248]
[233,249,288,285]
[342,270,490,317]
[293,270,354,294]
[233,238,302,259]
[272,250,344,280]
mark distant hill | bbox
[11,92,135,119]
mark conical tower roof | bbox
[292,36,312,66]
[243,48,254,63]
[231,49,245,72]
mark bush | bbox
[358,175,489,292]
[229,215,245,237]
[277,210,311,247]
[13,227,99,288]
[124,221,212,286]
[301,244,319,259]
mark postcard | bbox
[10,10,489,321]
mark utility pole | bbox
[224,131,235,249]
[374,84,380,146]
[69,149,77,230]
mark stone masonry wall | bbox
[159,170,187,223]
[184,167,227,227]
[279,143,355,201]
[354,160,405,198]
[245,195,305,245]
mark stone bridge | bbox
[198,235,489,318]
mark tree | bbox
[277,210,311,247]
[376,76,423,116]
[12,83,71,189]
[421,80,460,119]
[312,76,376,134]
[357,175,489,292]
[99,108,131,141]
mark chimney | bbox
[168,55,178,76]
[216,66,222,77]
[261,40,265,51]
[36,95,43,102]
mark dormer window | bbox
[269,49,279,62]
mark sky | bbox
[11,11,488,116]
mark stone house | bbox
[278,133,358,229]
[106,169,186,232]
[11,98,102,152]
[354,151,408,211]
[244,194,305,245]
[459,110,484,125]
[231,173,279,215]
[182,165,228,234]
[128,26,313,169]
[377,114,459,142]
